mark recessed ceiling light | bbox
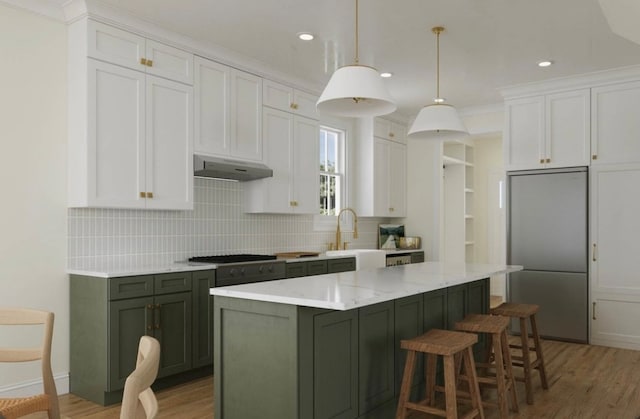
[538,60,553,67]
[380,72,393,78]
[297,32,314,41]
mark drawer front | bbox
[216,262,286,286]
[154,272,192,295]
[410,252,425,263]
[327,258,356,273]
[307,260,328,276]
[286,262,307,278]
[109,275,154,300]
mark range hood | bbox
[194,155,273,181]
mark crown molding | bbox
[62,0,322,96]
[0,0,66,21]
[500,64,640,99]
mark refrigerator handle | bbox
[592,243,597,262]
[593,302,597,320]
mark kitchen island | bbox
[210,262,521,419]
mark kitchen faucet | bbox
[334,208,358,250]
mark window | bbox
[319,126,344,216]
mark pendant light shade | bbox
[408,26,468,140]
[316,0,397,117]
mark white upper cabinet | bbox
[244,107,319,214]
[262,79,319,120]
[354,118,407,217]
[68,19,193,209]
[194,57,262,161]
[591,81,640,165]
[374,118,407,144]
[87,20,193,85]
[504,89,590,171]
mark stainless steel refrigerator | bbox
[507,167,588,343]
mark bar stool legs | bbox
[396,329,484,419]
[491,302,549,405]
[454,314,519,419]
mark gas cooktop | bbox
[188,254,277,264]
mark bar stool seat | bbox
[454,314,519,418]
[490,302,549,404]
[396,329,484,419]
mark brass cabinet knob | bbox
[146,59,153,67]
[592,154,598,160]
[546,158,551,163]
[539,159,544,164]
[389,132,395,138]
[140,58,147,65]
[147,192,153,198]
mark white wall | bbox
[0,4,69,391]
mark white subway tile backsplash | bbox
[68,178,386,270]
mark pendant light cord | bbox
[433,26,444,100]
[355,0,359,64]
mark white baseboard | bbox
[0,373,69,398]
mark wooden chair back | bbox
[120,335,160,419]
[0,308,60,419]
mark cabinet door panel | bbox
[154,292,192,377]
[108,297,153,391]
[374,139,391,216]
[87,20,145,72]
[293,116,319,213]
[504,96,544,171]
[89,60,146,208]
[314,310,358,419]
[359,302,395,415]
[546,89,590,168]
[192,271,215,368]
[592,81,640,165]
[194,57,230,156]
[389,143,407,217]
[446,284,468,329]
[145,75,193,210]
[145,39,193,85]
[231,70,262,161]
[293,90,319,120]
[262,79,293,111]
[394,295,424,396]
[261,108,293,212]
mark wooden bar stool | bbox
[490,302,549,404]
[396,329,484,419]
[454,314,519,418]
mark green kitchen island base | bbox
[213,277,490,419]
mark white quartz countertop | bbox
[210,262,522,311]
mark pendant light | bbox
[408,26,468,140]
[316,0,397,117]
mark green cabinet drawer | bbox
[154,272,192,295]
[109,275,154,300]
[286,262,307,278]
[307,260,328,276]
[410,251,425,263]
[327,257,356,273]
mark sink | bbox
[325,249,386,271]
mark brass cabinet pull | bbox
[592,154,598,160]
[290,103,298,110]
[140,191,146,198]
[289,201,295,207]
[147,304,154,332]
[592,243,597,262]
[592,302,596,320]
[140,58,147,65]
[147,192,153,199]
[539,159,545,164]
[389,207,394,212]
[389,132,395,138]
[546,158,551,163]
[146,59,153,67]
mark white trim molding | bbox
[0,0,66,21]
[0,373,69,397]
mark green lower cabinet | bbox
[358,302,395,415]
[313,309,359,419]
[446,283,468,329]
[71,272,194,405]
[108,296,154,391]
[192,270,215,368]
[327,257,356,273]
[394,295,425,396]
[467,279,490,359]
[154,292,192,378]
[286,262,307,278]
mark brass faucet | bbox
[335,208,358,250]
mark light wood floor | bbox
[24,339,640,418]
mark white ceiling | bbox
[37,0,640,117]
